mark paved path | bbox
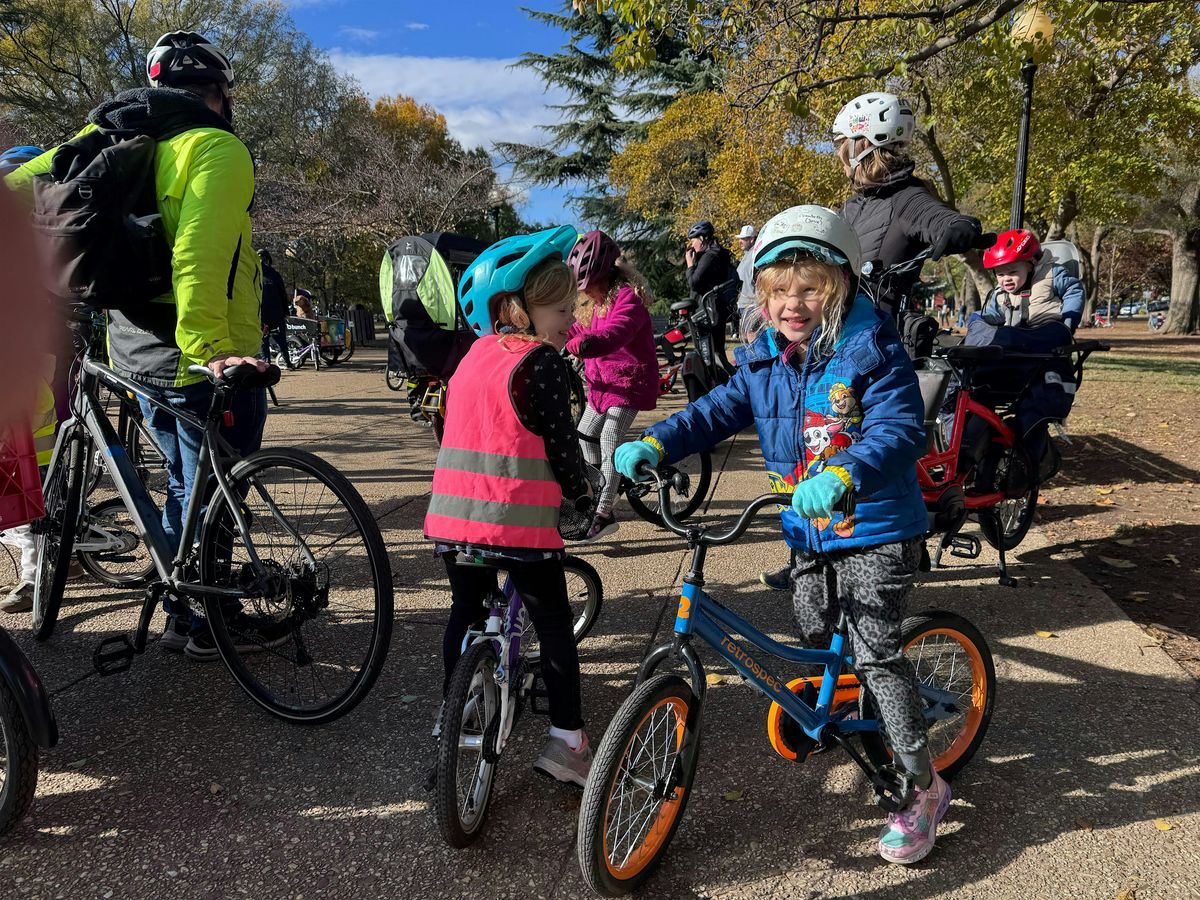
[1,348,1197,900]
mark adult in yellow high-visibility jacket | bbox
[6,32,270,654]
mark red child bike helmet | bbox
[568,230,621,293]
[983,229,1040,269]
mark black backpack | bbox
[898,309,938,360]
[31,129,171,311]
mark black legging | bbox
[442,555,583,730]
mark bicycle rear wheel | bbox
[434,640,501,848]
[859,611,995,781]
[76,497,154,586]
[578,674,700,897]
[198,447,393,724]
[627,452,712,525]
[32,434,84,641]
[976,441,1038,551]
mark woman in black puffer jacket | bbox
[832,92,982,322]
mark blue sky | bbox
[288,0,578,226]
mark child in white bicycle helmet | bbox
[424,226,597,787]
[615,205,956,866]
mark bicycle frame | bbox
[917,388,1013,510]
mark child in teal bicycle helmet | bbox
[425,226,597,786]
[615,205,955,866]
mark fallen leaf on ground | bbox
[1164,554,1181,566]
[706,673,727,686]
[1116,887,1136,900]
[723,790,744,801]
[400,695,420,704]
[1115,538,1138,547]
[1077,816,1094,832]
[1153,818,1175,831]
[1035,630,1057,639]
[1098,556,1135,569]
[1097,488,1114,495]
[1098,499,1116,506]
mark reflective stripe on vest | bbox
[424,336,564,550]
[33,380,57,467]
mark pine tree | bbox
[497,3,720,304]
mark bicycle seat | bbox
[1069,340,1109,353]
[670,299,694,313]
[944,345,1005,364]
[221,363,282,390]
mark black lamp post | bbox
[1008,6,1055,230]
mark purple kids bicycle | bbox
[432,552,603,848]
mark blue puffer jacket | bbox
[644,294,927,554]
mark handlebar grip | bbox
[832,488,857,517]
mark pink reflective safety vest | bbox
[424,335,564,551]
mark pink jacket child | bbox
[566,285,659,414]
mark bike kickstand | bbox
[992,513,1018,588]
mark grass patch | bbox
[1084,353,1200,388]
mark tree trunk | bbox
[1163,228,1200,335]
[1082,225,1109,320]
[961,250,992,306]
[1044,189,1078,241]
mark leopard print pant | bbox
[790,537,926,756]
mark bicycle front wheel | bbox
[521,555,603,664]
[32,434,84,641]
[434,640,501,848]
[578,674,700,897]
[198,447,394,724]
[627,452,712,526]
[859,611,995,781]
[0,679,39,836]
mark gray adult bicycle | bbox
[31,317,394,724]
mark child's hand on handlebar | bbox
[791,470,848,519]
[614,441,659,481]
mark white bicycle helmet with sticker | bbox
[831,91,915,171]
[752,205,863,297]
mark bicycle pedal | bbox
[949,534,982,559]
[93,636,136,677]
[871,765,915,814]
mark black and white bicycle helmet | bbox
[146,31,235,90]
[831,92,915,171]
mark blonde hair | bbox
[494,257,576,349]
[754,256,850,359]
[836,137,911,190]
[575,256,653,327]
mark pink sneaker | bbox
[878,770,951,865]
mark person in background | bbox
[259,249,292,368]
[735,224,760,344]
[684,220,738,375]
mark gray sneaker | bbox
[759,564,792,592]
[0,582,33,614]
[159,615,190,652]
[533,735,592,787]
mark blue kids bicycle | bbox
[577,464,995,896]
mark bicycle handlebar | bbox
[637,461,857,548]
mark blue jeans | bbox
[138,381,267,617]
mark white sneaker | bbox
[533,735,593,787]
[0,582,33,614]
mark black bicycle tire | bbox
[199,447,394,724]
[32,435,84,641]
[859,610,996,782]
[318,347,344,366]
[578,673,700,897]
[977,442,1039,552]
[385,369,404,391]
[434,640,501,848]
[627,452,713,526]
[340,334,355,363]
[76,497,154,586]
[0,679,39,836]
[523,556,604,664]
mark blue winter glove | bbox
[791,470,849,519]
[614,440,661,482]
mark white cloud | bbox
[328,53,568,150]
[404,22,430,31]
[338,26,380,42]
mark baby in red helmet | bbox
[980,229,1085,331]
